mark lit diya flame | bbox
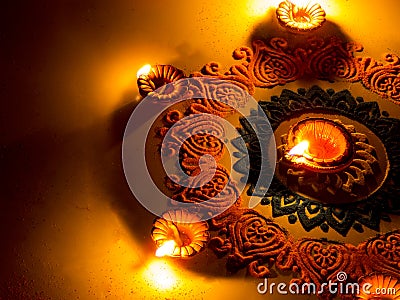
[151,210,209,258]
[155,240,177,257]
[136,64,152,78]
[276,0,326,32]
[288,140,310,157]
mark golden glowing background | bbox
[1,0,399,299]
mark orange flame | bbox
[155,240,176,257]
[136,64,152,78]
[288,140,310,156]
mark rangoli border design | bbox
[138,37,400,103]
[208,206,400,299]
[191,37,400,104]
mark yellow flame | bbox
[155,240,176,257]
[136,64,152,78]
[288,140,309,156]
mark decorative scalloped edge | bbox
[193,37,400,103]
[138,37,400,104]
[208,206,400,299]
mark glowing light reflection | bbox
[155,240,176,257]
[290,0,306,6]
[247,0,277,17]
[143,260,178,290]
[288,140,310,156]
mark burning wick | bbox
[155,240,177,257]
[291,3,311,23]
[136,64,152,78]
[151,210,209,258]
[288,140,310,157]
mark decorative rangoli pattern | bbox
[138,37,400,103]
[233,86,400,236]
[208,206,400,299]
[140,36,400,299]
[150,83,400,296]
[154,79,246,220]
[191,37,400,104]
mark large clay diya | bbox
[276,116,387,204]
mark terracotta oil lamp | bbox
[284,118,354,173]
[276,0,326,32]
[151,210,209,258]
